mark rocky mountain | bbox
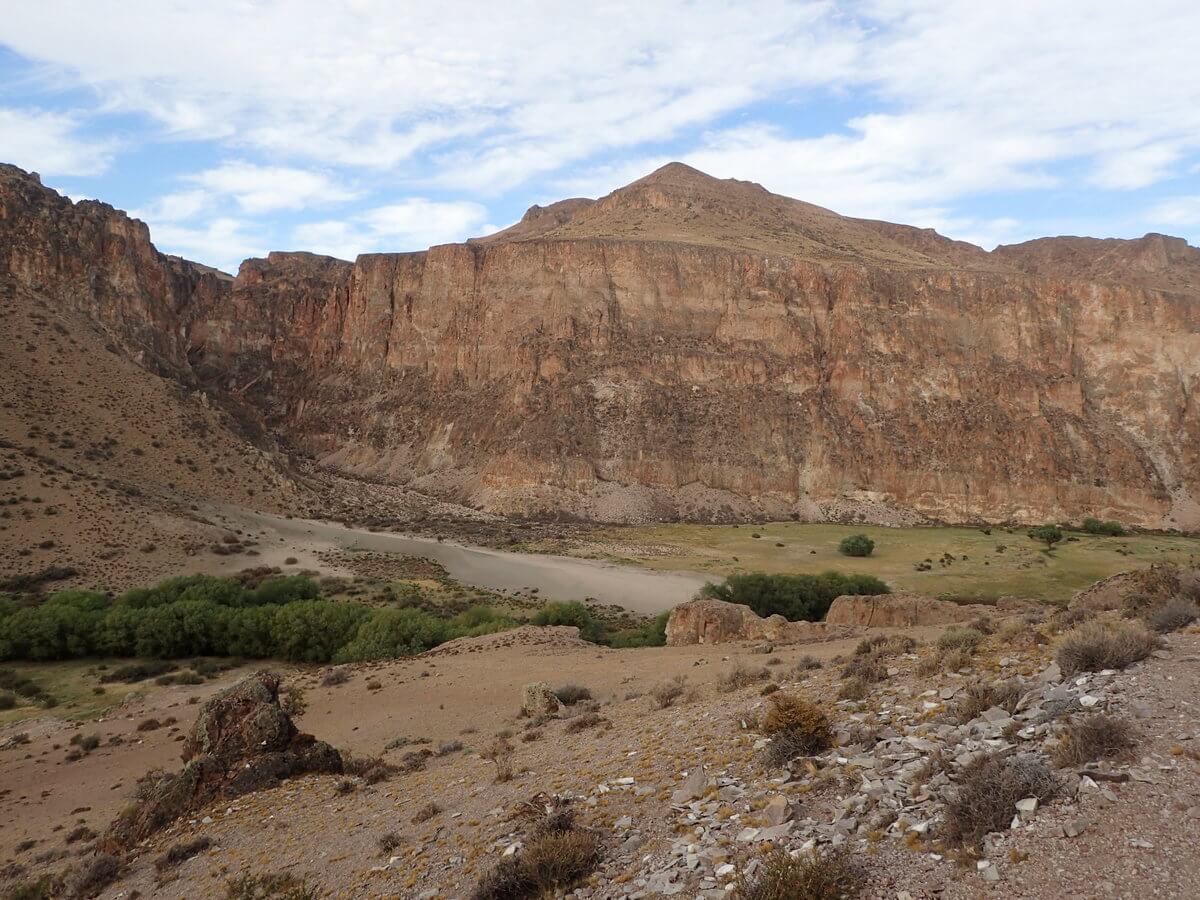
[2,161,1197,530]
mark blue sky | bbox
[2,1,1199,274]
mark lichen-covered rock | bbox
[522,682,561,716]
[664,599,855,646]
[100,672,341,852]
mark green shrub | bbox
[271,601,371,663]
[0,690,16,710]
[532,602,602,641]
[1082,517,1126,536]
[700,572,889,622]
[607,611,669,648]
[837,534,875,557]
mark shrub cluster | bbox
[837,534,875,557]
[1081,517,1126,536]
[700,572,889,622]
[0,574,517,664]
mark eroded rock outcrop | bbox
[1070,563,1200,611]
[4,161,1198,529]
[825,592,981,627]
[100,672,341,851]
[665,598,856,646]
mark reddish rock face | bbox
[664,598,855,645]
[3,161,1198,528]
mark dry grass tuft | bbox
[717,661,770,693]
[760,693,832,766]
[155,836,211,873]
[954,679,1021,724]
[937,627,984,653]
[553,684,592,706]
[944,754,1061,847]
[837,677,869,701]
[483,736,516,783]
[735,847,865,900]
[1146,598,1199,633]
[650,675,687,709]
[1051,714,1137,767]
[471,825,600,899]
[1055,620,1159,675]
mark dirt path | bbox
[206,509,712,614]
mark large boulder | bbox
[824,592,983,627]
[101,672,341,852]
[665,599,856,646]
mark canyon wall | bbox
[4,162,1197,528]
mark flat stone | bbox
[763,795,792,826]
[1063,817,1090,838]
[672,767,708,804]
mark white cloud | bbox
[293,199,489,259]
[1148,196,1200,226]
[129,189,212,223]
[0,1,856,186]
[186,162,357,213]
[0,106,115,175]
[148,217,266,274]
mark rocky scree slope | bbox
[3,162,1198,529]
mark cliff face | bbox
[3,162,1197,528]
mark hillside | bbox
[2,162,1198,534]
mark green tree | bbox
[837,534,875,557]
[269,601,370,663]
[1028,524,1064,550]
[532,601,603,641]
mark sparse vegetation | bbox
[1055,620,1159,675]
[154,836,212,872]
[471,818,600,900]
[954,679,1021,723]
[224,871,318,899]
[837,676,869,701]
[412,801,441,824]
[944,754,1061,847]
[651,674,687,709]
[717,660,770,693]
[1146,598,1198,633]
[1051,713,1137,766]
[553,684,592,705]
[483,735,515,782]
[735,847,865,900]
[936,626,984,653]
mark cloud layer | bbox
[2,1,1198,270]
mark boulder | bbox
[522,682,561,716]
[665,599,856,646]
[100,672,341,852]
[825,592,986,627]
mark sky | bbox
[2,1,1199,274]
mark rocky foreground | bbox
[4,585,1198,899]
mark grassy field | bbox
[0,659,150,726]
[545,523,1200,604]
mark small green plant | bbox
[837,534,875,557]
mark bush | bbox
[735,847,865,900]
[936,627,984,653]
[837,677,868,701]
[335,607,452,661]
[954,680,1021,724]
[553,684,592,706]
[472,827,600,900]
[483,736,515,782]
[271,601,371,663]
[154,836,212,873]
[1051,713,1137,767]
[1146,598,1198,633]
[225,872,318,900]
[607,611,669,648]
[837,534,875,557]
[531,602,602,642]
[1082,517,1126,536]
[64,853,121,899]
[1056,620,1159,675]
[761,693,832,759]
[717,661,770,693]
[0,689,16,709]
[944,754,1061,847]
[650,675,687,709]
[699,572,889,622]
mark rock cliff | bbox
[3,161,1197,528]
